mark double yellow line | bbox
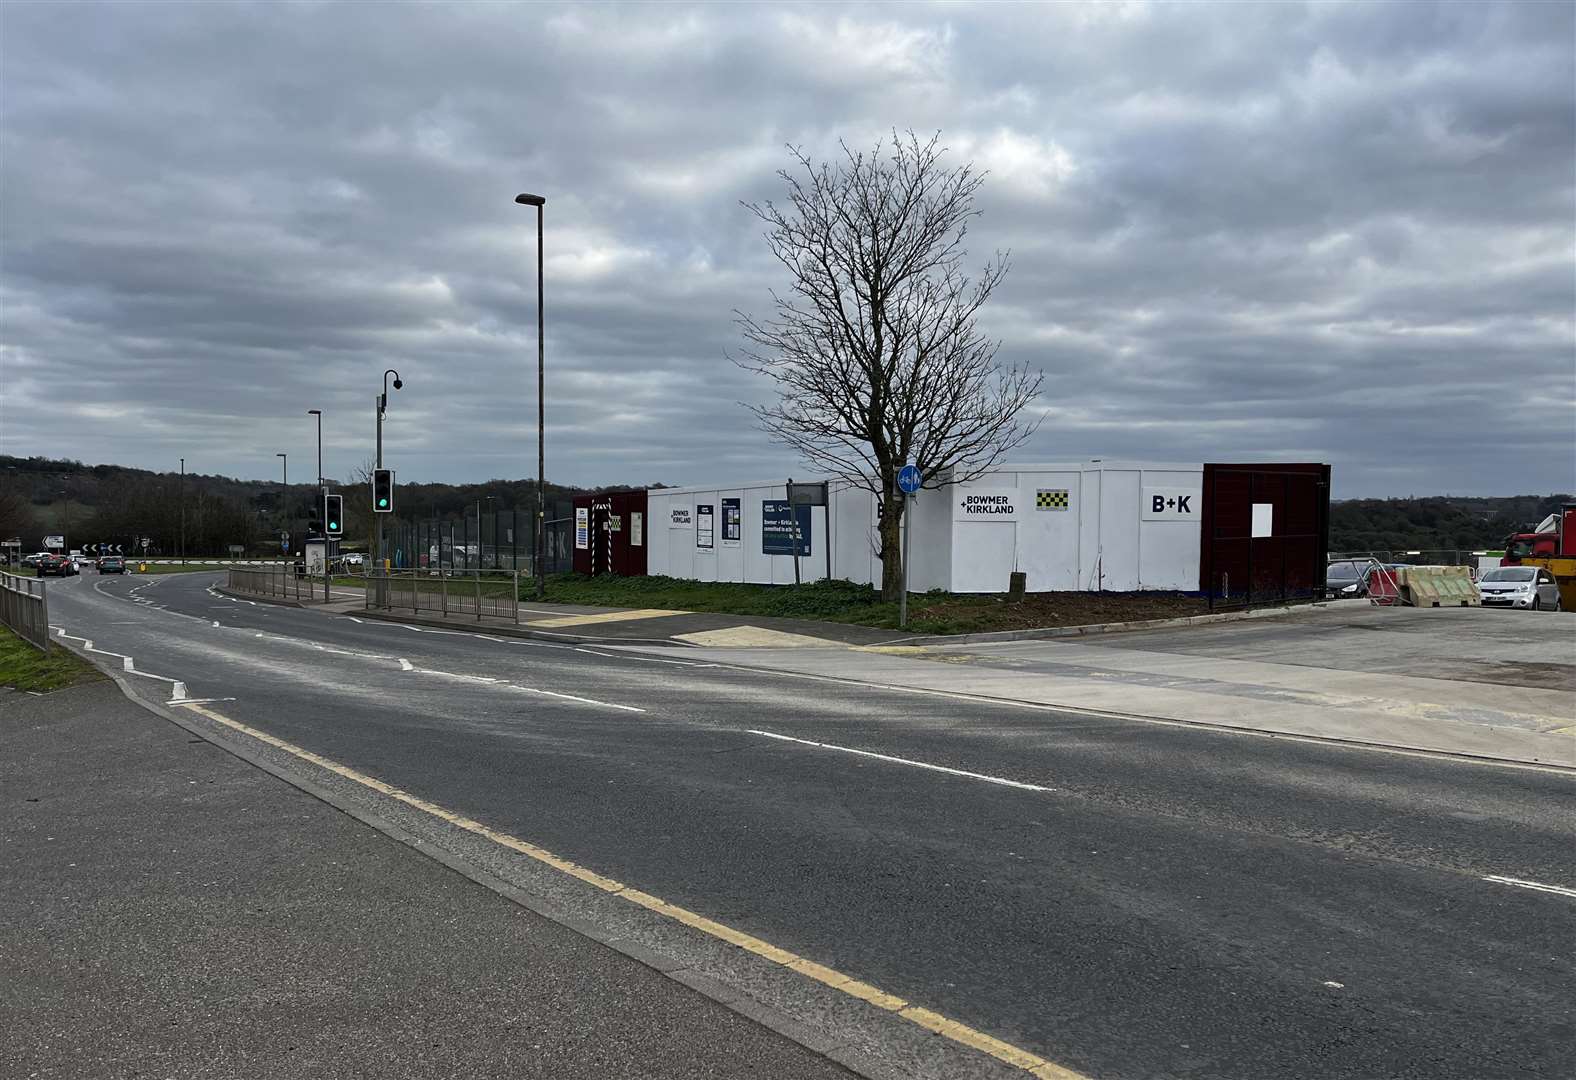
[176,701,1086,1079]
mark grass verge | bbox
[0,625,107,693]
[538,574,1211,636]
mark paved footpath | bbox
[0,681,852,1080]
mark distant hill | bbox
[1329,494,1572,553]
[0,455,651,556]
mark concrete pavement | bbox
[28,569,1576,1079]
[655,604,1576,767]
[1,680,855,1080]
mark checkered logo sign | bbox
[1036,489,1070,511]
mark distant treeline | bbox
[3,455,1566,558]
[0,455,657,556]
[1329,494,1572,553]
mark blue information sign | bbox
[897,464,922,494]
[761,501,812,556]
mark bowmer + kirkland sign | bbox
[954,490,1020,522]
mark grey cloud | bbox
[1,1,1571,497]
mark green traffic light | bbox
[378,498,388,507]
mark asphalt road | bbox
[39,570,1576,1079]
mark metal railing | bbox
[0,570,50,651]
[226,565,334,603]
[364,568,520,623]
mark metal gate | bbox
[1201,464,1330,610]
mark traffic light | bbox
[325,494,343,537]
[372,469,394,514]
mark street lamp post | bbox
[375,369,402,603]
[481,495,496,569]
[58,481,69,556]
[515,192,546,599]
[179,458,185,563]
[308,409,326,601]
[276,452,288,557]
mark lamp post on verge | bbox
[58,482,69,557]
[482,495,496,569]
[179,458,185,564]
[307,410,322,490]
[375,368,402,603]
[276,452,288,554]
[515,192,546,598]
[308,409,326,600]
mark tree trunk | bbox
[879,497,904,602]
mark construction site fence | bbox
[1329,550,1501,574]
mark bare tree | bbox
[736,131,1043,600]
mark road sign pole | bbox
[900,490,911,629]
[895,464,922,630]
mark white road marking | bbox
[399,658,414,671]
[1483,875,1576,899]
[574,647,715,667]
[748,730,1056,793]
[169,697,237,707]
[501,684,646,713]
[412,668,500,684]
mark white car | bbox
[1478,566,1562,610]
[342,553,365,567]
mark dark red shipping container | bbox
[1199,463,1330,606]
[572,491,648,577]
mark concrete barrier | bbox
[1398,565,1480,608]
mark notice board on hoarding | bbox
[761,501,812,556]
[575,507,589,550]
[696,504,714,550]
[721,498,741,546]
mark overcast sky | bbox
[2,2,1571,497]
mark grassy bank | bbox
[538,574,1210,636]
[0,626,106,692]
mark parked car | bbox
[97,556,126,574]
[1325,559,1376,597]
[36,553,78,577]
[1478,566,1562,611]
